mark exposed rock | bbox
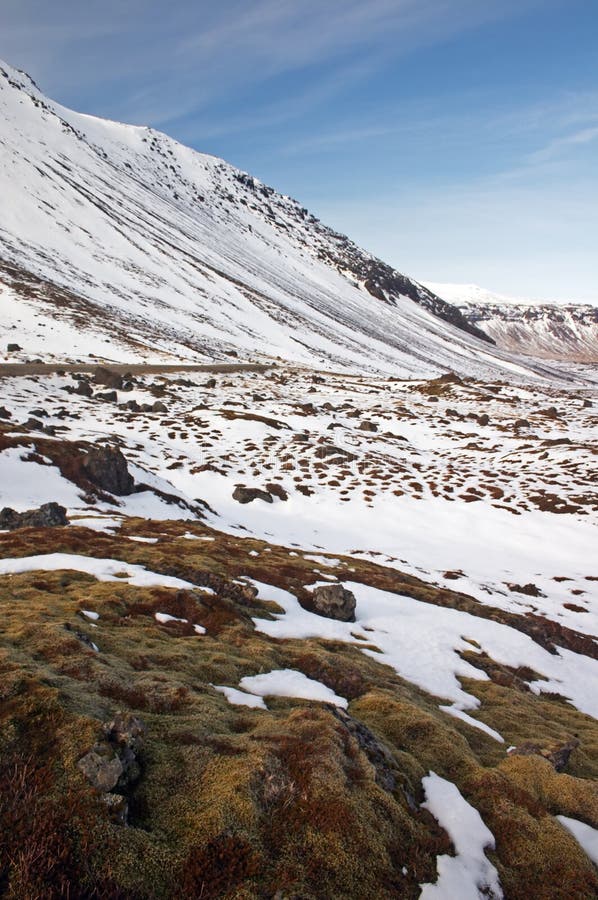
[104,792,129,825]
[359,420,378,432]
[477,413,490,426]
[204,378,216,389]
[78,713,146,797]
[0,502,68,530]
[82,445,135,495]
[233,485,273,504]
[507,582,545,597]
[0,405,12,419]
[152,401,168,414]
[104,712,147,752]
[514,418,531,429]
[93,367,123,390]
[75,380,93,397]
[63,622,98,651]
[77,745,124,792]
[265,482,288,501]
[508,739,580,772]
[7,343,21,352]
[330,707,397,792]
[23,416,45,431]
[310,583,357,623]
[315,443,356,461]
[95,390,118,402]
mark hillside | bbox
[1,61,598,900]
[426,283,598,363]
[0,60,571,382]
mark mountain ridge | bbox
[0,59,575,382]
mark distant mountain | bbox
[0,60,568,380]
[426,283,598,362]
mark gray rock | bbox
[7,343,21,352]
[233,485,273,504]
[311,583,357,622]
[95,390,118,402]
[359,420,378,432]
[93,367,124,390]
[82,445,135,495]
[0,502,68,530]
[75,380,93,397]
[77,745,124,792]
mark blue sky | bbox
[1,0,597,300]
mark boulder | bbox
[359,420,378,432]
[477,413,490,426]
[77,745,124,792]
[82,445,135,495]
[311,583,357,623]
[0,406,12,420]
[75,380,93,397]
[0,502,68,530]
[233,486,273,504]
[93,367,123,390]
[95,390,118,402]
[7,343,21,352]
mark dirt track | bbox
[0,362,272,377]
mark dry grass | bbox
[0,521,597,897]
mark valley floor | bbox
[0,363,597,898]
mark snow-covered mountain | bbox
[0,60,569,381]
[426,283,598,362]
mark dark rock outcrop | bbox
[0,502,68,530]
[93,367,124,390]
[310,583,357,622]
[233,485,273,504]
[77,713,147,823]
[82,445,135,495]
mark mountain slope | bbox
[426,283,598,363]
[0,61,565,381]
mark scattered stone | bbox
[82,445,135,495]
[233,485,273,504]
[0,502,68,530]
[95,390,118,402]
[152,401,168,414]
[204,378,216,389]
[514,418,530,429]
[310,583,356,623]
[477,413,490,426]
[6,343,21,352]
[0,406,12,420]
[359,420,378,432]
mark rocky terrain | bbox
[0,363,597,898]
[426,284,598,363]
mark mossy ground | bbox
[0,520,597,898]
